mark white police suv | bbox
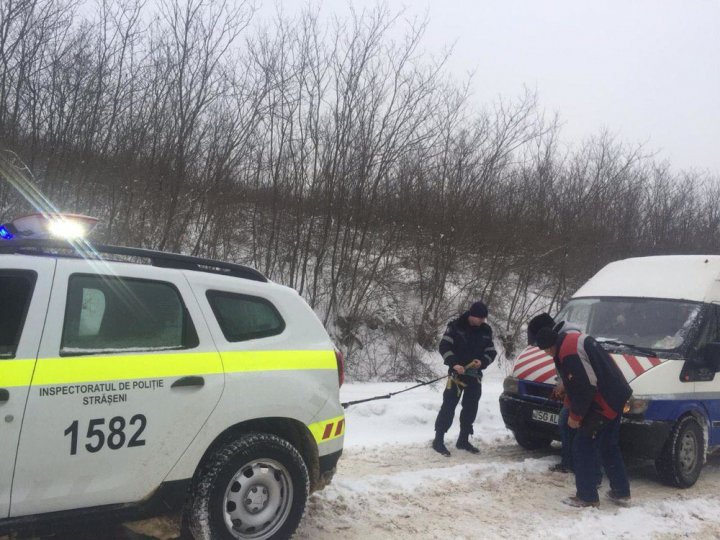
[0,214,345,539]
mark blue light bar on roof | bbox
[0,225,14,240]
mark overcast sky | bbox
[259,0,720,172]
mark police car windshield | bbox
[555,297,702,352]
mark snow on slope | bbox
[296,362,720,540]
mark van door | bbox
[0,257,55,517]
[692,305,720,446]
[10,259,224,517]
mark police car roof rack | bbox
[0,239,268,283]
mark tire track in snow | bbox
[334,441,550,478]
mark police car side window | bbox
[61,275,199,355]
[0,271,37,359]
[206,291,285,342]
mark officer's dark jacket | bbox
[553,329,632,423]
[438,312,497,375]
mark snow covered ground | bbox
[294,364,720,540]
[50,363,720,539]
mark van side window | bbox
[0,271,37,359]
[206,291,285,342]
[61,275,199,355]
[694,305,720,354]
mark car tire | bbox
[655,415,704,488]
[512,429,553,450]
[187,433,310,540]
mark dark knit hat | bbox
[527,313,556,346]
[535,327,558,350]
[469,301,488,318]
[528,313,555,335]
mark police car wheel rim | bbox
[679,430,698,473]
[223,458,293,539]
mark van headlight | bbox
[624,397,650,415]
[503,376,520,394]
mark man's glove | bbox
[464,360,483,379]
[550,384,565,401]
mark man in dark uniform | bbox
[433,301,497,456]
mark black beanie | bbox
[535,327,558,350]
[469,301,488,318]
[528,313,555,335]
[527,313,556,346]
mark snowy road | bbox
[296,440,720,540]
[293,368,720,539]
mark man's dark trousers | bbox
[434,380,481,435]
[573,415,630,502]
[559,406,575,469]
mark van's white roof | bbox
[572,255,720,303]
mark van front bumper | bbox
[618,418,673,460]
[500,392,673,459]
[499,393,561,441]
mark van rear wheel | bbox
[187,433,309,540]
[655,416,704,488]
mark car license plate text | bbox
[531,409,559,425]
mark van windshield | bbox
[556,297,702,352]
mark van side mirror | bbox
[702,342,720,372]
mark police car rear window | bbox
[0,271,36,359]
[206,291,285,342]
[61,275,199,355]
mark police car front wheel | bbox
[187,433,310,540]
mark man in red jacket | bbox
[536,324,632,507]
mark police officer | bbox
[433,301,497,456]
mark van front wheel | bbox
[655,416,704,488]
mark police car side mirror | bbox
[702,342,720,372]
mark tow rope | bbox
[341,375,448,409]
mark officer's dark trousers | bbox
[434,380,481,435]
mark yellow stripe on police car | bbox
[308,415,345,443]
[0,350,337,388]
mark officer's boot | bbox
[432,432,451,457]
[456,431,480,454]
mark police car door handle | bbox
[171,376,205,389]
[0,389,9,403]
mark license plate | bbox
[532,409,559,425]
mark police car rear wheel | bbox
[655,416,704,488]
[188,433,309,540]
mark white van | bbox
[500,255,720,488]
